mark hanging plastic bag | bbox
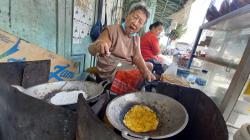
[90,0,106,41]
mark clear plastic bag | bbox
[164,62,178,75]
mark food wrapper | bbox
[161,74,190,87]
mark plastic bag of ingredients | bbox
[163,62,178,76]
[110,70,144,95]
[165,53,180,75]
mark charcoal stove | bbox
[0,79,123,140]
[0,60,123,140]
[0,60,228,140]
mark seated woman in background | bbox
[140,21,165,76]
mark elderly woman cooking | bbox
[88,4,155,82]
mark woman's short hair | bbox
[128,3,150,20]
[149,21,163,30]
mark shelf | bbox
[201,5,250,31]
[194,56,238,69]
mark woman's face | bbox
[125,10,147,34]
[152,25,164,36]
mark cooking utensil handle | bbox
[11,85,26,92]
[99,80,111,89]
[141,80,159,92]
[141,80,151,91]
[121,131,149,140]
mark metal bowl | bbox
[106,92,188,140]
[13,81,105,105]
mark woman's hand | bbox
[96,40,111,56]
[143,69,156,82]
[88,29,111,56]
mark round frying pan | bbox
[106,92,188,140]
[12,81,105,105]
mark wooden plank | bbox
[10,0,57,52]
[22,60,50,88]
[64,0,73,59]
[57,0,66,57]
[220,38,250,120]
[0,0,11,31]
[0,60,50,87]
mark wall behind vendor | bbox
[0,0,124,82]
[72,0,124,73]
[0,0,156,82]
